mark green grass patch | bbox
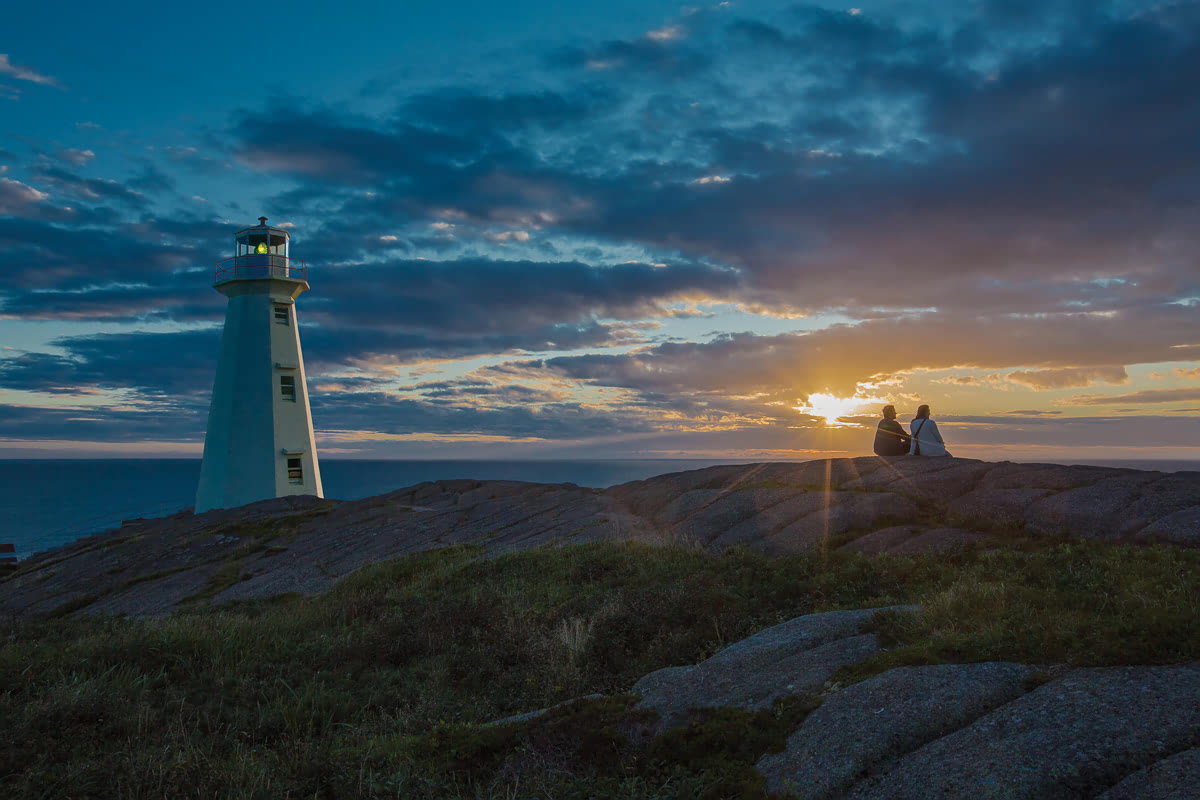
[0,538,1197,797]
[361,692,821,798]
[830,543,1200,688]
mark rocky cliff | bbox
[3,456,1198,620]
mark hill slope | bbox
[4,456,1198,619]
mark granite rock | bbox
[1098,747,1200,800]
[845,665,1200,799]
[632,607,909,731]
[757,662,1035,799]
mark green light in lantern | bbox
[256,243,268,254]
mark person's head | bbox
[882,405,897,420]
[915,404,931,420]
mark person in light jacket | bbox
[909,404,951,457]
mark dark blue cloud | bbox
[401,87,617,133]
[206,3,1200,320]
[29,164,150,209]
[0,214,232,292]
[311,390,658,440]
[0,329,219,398]
[0,403,206,443]
[305,257,738,334]
[231,105,496,186]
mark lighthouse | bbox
[195,217,323,512]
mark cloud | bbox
[0,329,220,398]
[1173,367,1200,380]
[0,256,737,389]
[0,280,223,322]
[312,390,661,441]
[527,305,1200,400]
[550,32,711,76]
[1066,389,1200,406]
[646,25,684,42]
[934,373,1003,386]
[0,178,48,213]
[58,148,95,166]
[230,5,1200,324]
[231,105,487,186]
[164,145,230,175]
[485,230,530,243]
[128,164,176,194]
[1007,366,1129,391]
[297,256,740,358]
[0,54,62,88]
[0,215,230,293]
[0,403,204,443]
[401,87,614,133]
[27,165,147,208]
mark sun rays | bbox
[795,392,883,427]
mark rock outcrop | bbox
[633,607,912,731]
[756,662,1035,799]
[633,608,1200,799]
[843,664,1200,799]
[504,606,1200,798]
[1099,747,1200,800]
[3,457,1198,619]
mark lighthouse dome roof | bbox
[235,216,290,240]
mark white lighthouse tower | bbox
[195,217,323,512]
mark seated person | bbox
[873,405,911,456]
[909,404,951,457]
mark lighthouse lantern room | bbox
[195,217,323,512]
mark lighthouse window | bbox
[280,375,296,401]
[288,458,303,485]
[274,304,289,324]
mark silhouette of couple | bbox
[873,405,951,457]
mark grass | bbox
[0,537,1197,798]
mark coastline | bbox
[4,456,1198,562]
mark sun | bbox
[796,392,867,427]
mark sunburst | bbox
[796,392,878,427]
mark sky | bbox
[1,0,1198,462]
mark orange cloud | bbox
[1007,366,1129,391]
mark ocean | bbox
[3,457,1197,561]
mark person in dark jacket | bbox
[873,405,911,456]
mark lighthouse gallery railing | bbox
[214,255,308,284]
